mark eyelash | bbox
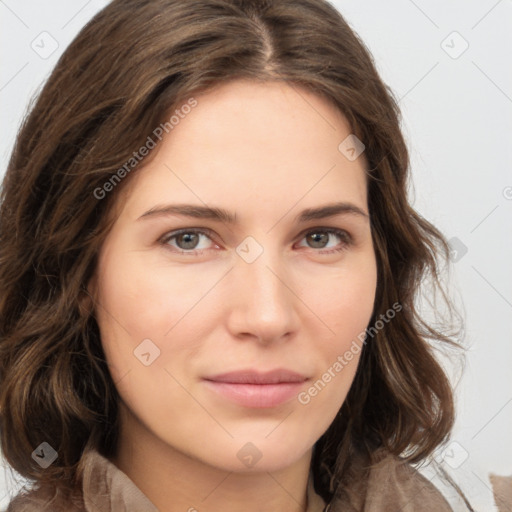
[159,227,352,256]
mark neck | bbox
[110,404,313,512]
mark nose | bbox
[225,243,300,345]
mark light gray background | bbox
[1,1,511,510]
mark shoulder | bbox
[365,452,453,511]
[328,450,453,512]
[5,448,157,512]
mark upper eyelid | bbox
[160,227,216,243]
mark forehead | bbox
[118,79,369,221]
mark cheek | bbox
[328,278,376,350]
[305,255,377,347]
[300,256,376,405]
[93,247,219,387]
[96,248,215,337]
[93,263,187,414]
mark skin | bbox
[88,79,377,512]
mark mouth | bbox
[202,369,309,408]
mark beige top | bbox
[6,449,453,511]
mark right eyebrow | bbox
[137,204,237,223]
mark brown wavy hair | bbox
[0,0,464,506]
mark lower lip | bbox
[203,380,305,408]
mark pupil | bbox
[309,232,328,248]
[179,233,198,249]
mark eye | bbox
[296,228,352,254]
[159,227,352,256]
[160,228,217,254]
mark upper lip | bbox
[204,369,308,384]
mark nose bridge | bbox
[230,234,297,340]
[239,237,288,306]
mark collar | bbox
[81,449,327,512]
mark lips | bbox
[205,369,308,384]
[203,369,308,408]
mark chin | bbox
[189,433,314,474]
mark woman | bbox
[0,0,469,510]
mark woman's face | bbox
[90,79,377,473]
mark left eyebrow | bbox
[294,202,369,222]
[136,201,369,223]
